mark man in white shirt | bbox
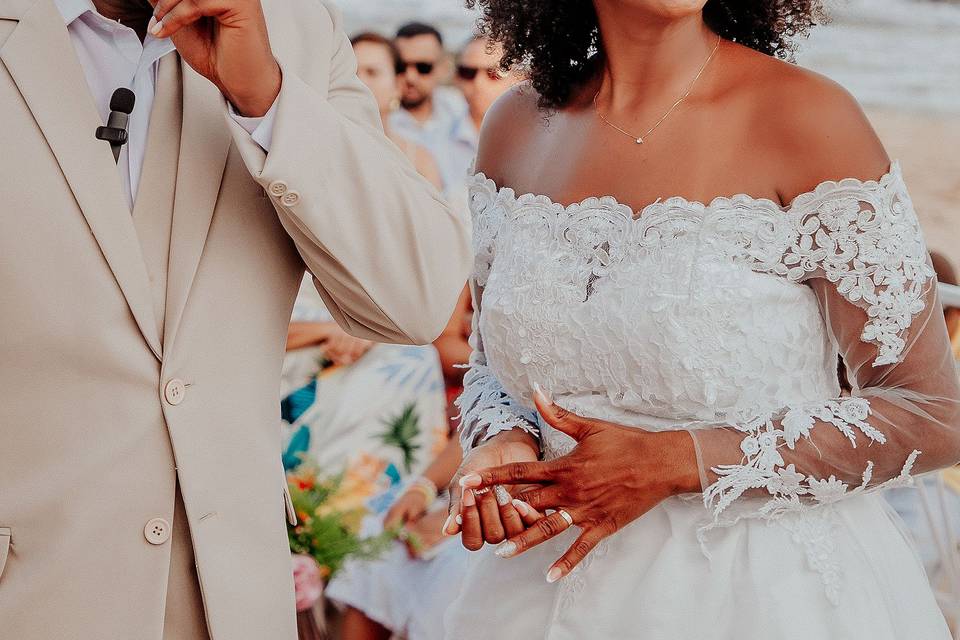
[389,21,468,196]
[442,36,520,216]
[0,0,470,638]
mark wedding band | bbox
[557,509,574,527]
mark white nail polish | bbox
[441,513,454,535]
[512,498,529,516]
[459,473,481,488]
[533,382,552,403]
[495,541,517,558]
[494,485,511,506]
[455,514,462,525]
[148,17,162,36]
[546,567,562,583]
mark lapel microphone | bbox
[95,88,136,164]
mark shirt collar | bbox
[451,112,479,148]
[53,0,97,26]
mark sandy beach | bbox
[867,108,959,264]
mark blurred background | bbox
[335,0,960,262]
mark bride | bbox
[441,0,960,638]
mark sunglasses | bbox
[456,65,507,81]
[397,60,435,75]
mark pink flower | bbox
[292,554,323,612]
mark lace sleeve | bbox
[690,165,960,523]
[455,180,540,452]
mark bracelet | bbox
[407,476,438,504]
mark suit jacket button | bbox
[281,190,301,206]
[164,379,186,406]
[268,180,288,197]
[144,518,171,545]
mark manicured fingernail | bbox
[494,485,511,506]
[546,567,562,583]
[455,514,462,525]
[512,499,530,516]
[462,488,475,507]
[148,17,162,35]
[442,513,455,535]
[533,382,551,404]
[459,474,481,488]
[495,541,517,558]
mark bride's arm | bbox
[456,280,541,450]
[692,197,960,522]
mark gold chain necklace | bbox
[593,34,721,145]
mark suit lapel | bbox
[163,60,231,351]
[0,0,162,360]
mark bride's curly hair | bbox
[466,0,828,109]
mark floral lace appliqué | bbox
[703,398,921,520]
[750,168,934,367]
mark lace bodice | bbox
[456,162,960,547]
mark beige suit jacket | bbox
[0,0,472,637]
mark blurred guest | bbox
[444,37,522,215]
[434,286,474,421]
[279,275,449,507]
[351,32,443,190]
[390,22,468,196]
[328,436,467,640]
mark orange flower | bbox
[295,477,314,491]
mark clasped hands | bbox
[445,387,700,583]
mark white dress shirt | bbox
[388,86,468,194]
[54,0,275,209]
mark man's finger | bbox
[443,479,463,535]
[460,460,555,490]
[546,526,606,583]
[493,510,573,559]
[459,489,484,551]
[494,486,524,538]
[477,489,506,544]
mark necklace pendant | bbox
[636,137,644,144]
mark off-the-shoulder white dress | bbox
[445,163,960,639]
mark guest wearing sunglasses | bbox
[352,32,443,190]
[440,37,522,216]
[391,22,469,198]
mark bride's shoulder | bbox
[728,46,891,201]
[473,81,543,180]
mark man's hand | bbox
[444,429,539,550]
[148,0,281,116]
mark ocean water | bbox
[335,0,960,113]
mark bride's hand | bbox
[461,389,701,583]
[444,430,540,550]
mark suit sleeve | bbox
[225,2,472,345]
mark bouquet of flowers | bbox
[287,462,396,586]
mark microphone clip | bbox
[95,126,129,146]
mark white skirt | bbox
[444,493,950,639]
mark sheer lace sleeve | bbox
[690,166,960,523]
[456,186,540,452]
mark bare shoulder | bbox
[727,45,891,202]
[474,81,545,182]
